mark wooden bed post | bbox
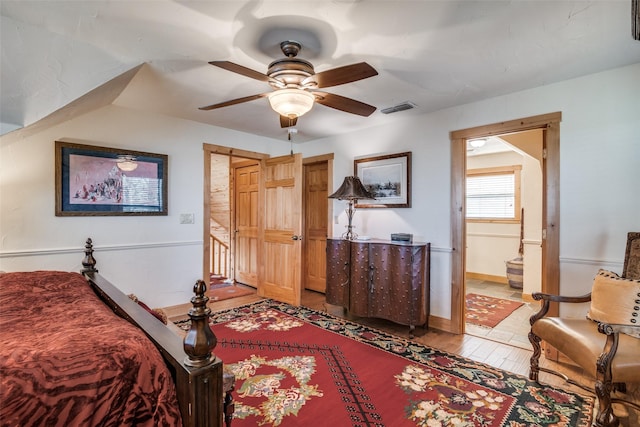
[80,239,225,426]
[81,238,98,273]
[184,280,218,366]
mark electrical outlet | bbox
[179,213,195,224]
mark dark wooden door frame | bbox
[449,112,561,334]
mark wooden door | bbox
[259,154,303,305]
[234,162,260,287]
[303,162,328,292]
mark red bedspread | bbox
[0,271,183,426]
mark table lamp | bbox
[328,176,376,240]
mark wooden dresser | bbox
[325,238,430,336]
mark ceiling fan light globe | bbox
[268,88,314,118]
[117,160,138,171]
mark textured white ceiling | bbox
[2,1,639,142]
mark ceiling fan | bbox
[199,40,378,128]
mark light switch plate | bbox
[179,213,195,224]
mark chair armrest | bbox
[529,292,592,324]
[597,322,640,337]
[592,320,640,396]
[531,292,592,303]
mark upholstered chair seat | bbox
[529,232,640,427]
[531,317,640,382]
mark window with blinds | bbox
[466,166,521,222]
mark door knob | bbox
[291,235,303,241]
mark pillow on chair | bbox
[587,269,640,338]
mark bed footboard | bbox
[81,238,224,427]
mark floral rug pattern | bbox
[175,300,593,426]
[222,309,322,425]
[229,354,323,425]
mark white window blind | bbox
[466,173,515,219]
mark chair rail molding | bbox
[0,240,202,258]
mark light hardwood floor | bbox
[465,279,535,350]
[163,289,639,425]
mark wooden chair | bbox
[529,232,640,427]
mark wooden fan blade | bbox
[312,92,376,116]
[280,115,298,128]
[199,93,269,111]
[209,61,284,87]
[303,62,378,88]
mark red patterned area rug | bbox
[466,293,524,328]
[175,300,592,427]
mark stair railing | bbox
[210,234,229,279]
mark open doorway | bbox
[464,131,543,349]
[203,144,333,305]
[202,145,269,299]
[449,112,562,336]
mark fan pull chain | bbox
[289,131,293,155]
[287,128,297,156]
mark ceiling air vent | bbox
[380,101,417,114]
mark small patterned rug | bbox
[175,300,593,426]
[466,293,524,328]
[208,279,255,302]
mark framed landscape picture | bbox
[354,151,411,208]
[55,141,168,216]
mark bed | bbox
[0,238,226,426]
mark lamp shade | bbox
[268,88,315,118]
[328,176,376,201]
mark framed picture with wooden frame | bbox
[55,141,168,216]
[354,151,411,208]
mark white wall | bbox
[299,63,640,319]
[0,105,276,307]
[520,154,543,296]
[2,63,639,319]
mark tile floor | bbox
[465,278,536,350]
